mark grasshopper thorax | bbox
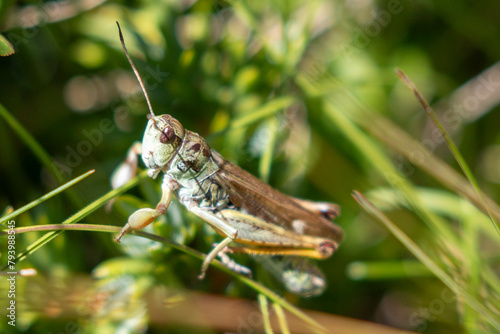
[141,114,185,172]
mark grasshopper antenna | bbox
[116,21,156,119]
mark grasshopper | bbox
[111,23,343,296]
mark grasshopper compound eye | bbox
[160,126,175,144]
[158,115,184,143]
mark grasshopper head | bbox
[141,114,185,172]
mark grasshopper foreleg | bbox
[260,257,326,297]
[107,142,142,211]
[115,174,175,242]
[111,141,142,189]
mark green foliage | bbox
[1,0,500,333]
[0,34,14,56]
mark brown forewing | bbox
[211,151,343,244]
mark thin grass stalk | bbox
[2,169,149,269]
[352,191,500,330]
[258,294,274,334]
[395,69,500,237]
[273,303,291,334]
[3,222,328,334]
[0,170,95,224]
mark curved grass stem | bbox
[395,69,500,237]
[3,221,327,334]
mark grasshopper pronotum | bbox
[112,23,343,296]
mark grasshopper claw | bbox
[114,225,130,243]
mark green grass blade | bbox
[395,69,500,237]
[319,100,460,248]
[259,117,279,183]
[352,190,500,330]
[3,169,149,268]
[0,102,87,210]
[258,294,274,334]
[0,34,15,56]
[207,96,297,141]
[347,260,431,281]
[297,71,462,249]
[0,169,95,225]
[0,102,64,183]
[230,96,296,130]
[297,69,500,223]
[273,303,291,334]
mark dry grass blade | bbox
[395,68,500,237]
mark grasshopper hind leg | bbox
[182,202,239,279]
[260,256,326,297]
[292,198,340,220]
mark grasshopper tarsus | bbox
[114,222,132,243]
[216,244,253,277]
[114,232,125,243]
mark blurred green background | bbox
[1,0,500,333]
